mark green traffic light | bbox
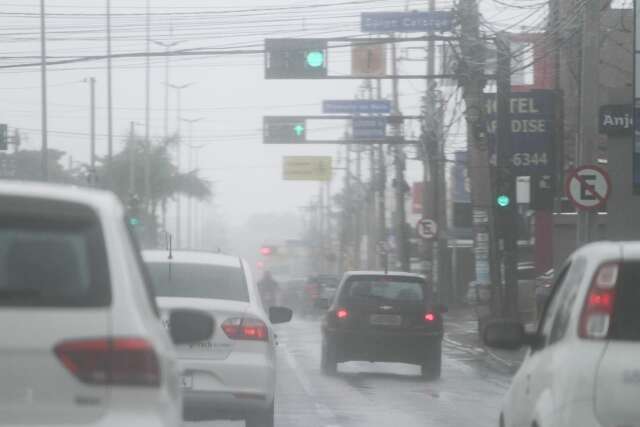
[293,124,305,137]
[496,194,511,207]
[305,51,324,68]
[129,217,141,226]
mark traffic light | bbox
[265,39,328,79]
[263,116,307,143]
[127,195,142,228]
[496,194,511,208]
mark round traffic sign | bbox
[565,165,611,210]
[417,218,438,240]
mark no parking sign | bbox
[565,165,611,210]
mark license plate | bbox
[370,314,402,326]
[180,373,193,390]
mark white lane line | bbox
[280,343,342,426]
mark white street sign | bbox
[417,218,438,240]
[565,165,611,210]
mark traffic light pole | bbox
[495,34,519,318]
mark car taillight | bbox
[580,263,618,339]
[222,317,269,341]
[336,308,349,319]
[54,338,160,387]
[424,312,436,322]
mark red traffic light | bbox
[256,261,265,269]
[260,246,275,256]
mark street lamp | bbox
[181,117,204,249]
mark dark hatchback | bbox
[321,272,445,379]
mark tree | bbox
[0,149,78,183]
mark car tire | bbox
[321,338,338,375]
[420,340,442,380]
[245,402,274,427]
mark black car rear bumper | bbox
[324,329,442,364]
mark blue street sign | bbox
[353,117,387,140]
[323,100,392,114]
[361,11,456,33]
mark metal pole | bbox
[40,0,48,182]
[129,121,136,195]
[89,77,96,183]
[376,79,387,270]
[576,0,603,245]
[106,0,113,186]
[144,0,151,212]
[391,40,410,272]
[176,89,182,248]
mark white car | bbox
[0,182,211,427]
[484,241,640,427]
[143,250,292,427]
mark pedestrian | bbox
[257,270,280,308]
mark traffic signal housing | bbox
[265,39,328,79]
[263,116,307,143]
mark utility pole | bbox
[88,77,96,186]
[422,0,438,287]
[170,82,194,249]
[181,117,203,249]
[459,0,498,319]
[143,0,152,216]
[152,39,182,140]
[106,0,113,187]
[391,40,410,272]
[376,79,387,270]
[495,33,519,317]
[129,121,136,195]
[340,143,352,273]
[354,145,363,269]
[576,0,603,245]
[40,0,48,181]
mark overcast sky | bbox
[0,0,585,235]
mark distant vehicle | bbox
[143,250,292,427]
[484,242,640,427]
[321,271,446,379]
[316,274,340,308]
[0,182,211,427]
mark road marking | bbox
[280,343,342,426]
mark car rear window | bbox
[609,262,640,341]
[0,206,110,307]
[343,276,429,304]
[147,262,249,302]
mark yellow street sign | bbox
[283,156,332,181]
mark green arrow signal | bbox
[496,194,511,207]
[293,124,305,137]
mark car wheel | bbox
[245,402,274,427]
[420,340,442,380]
[321,338,338,375]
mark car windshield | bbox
[147,262,249,302]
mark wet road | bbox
[187,316,512,427]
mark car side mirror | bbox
[269,306,293,324]
[169,309,214,345]
[315,298,331,310]
[483,319,529,350]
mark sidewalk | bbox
[444,305,528,372]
